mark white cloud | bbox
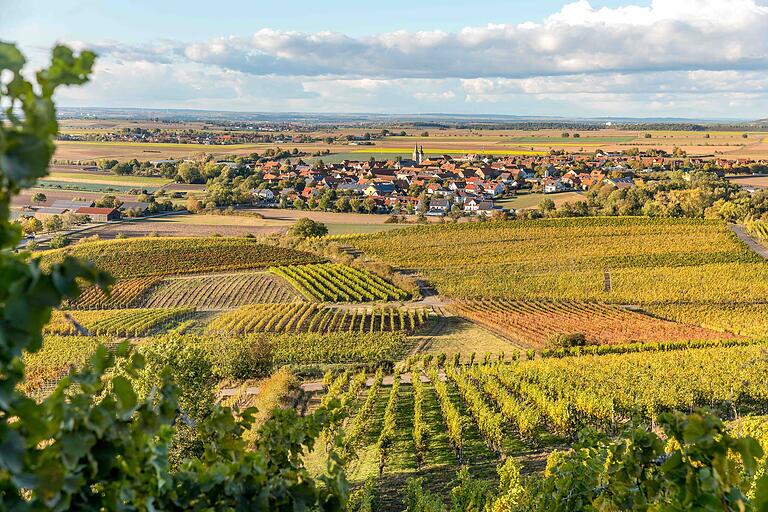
[51,0,768,116]
[154,0,768,79]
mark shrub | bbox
[546,332,588,349]
[49,234,70,248]
[289,218,328,238]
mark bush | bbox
[546,332,588,349]
[289,218,328,238]
[49,234,70,248]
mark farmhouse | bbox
[75,207,121,222]
[33,207,69,220]
[51,199,94,210]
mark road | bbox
[730,224,768,259]
[18,210,186,250]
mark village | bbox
[15,143,768,239]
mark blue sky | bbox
[3,0,768,118]
[3,0,643,43]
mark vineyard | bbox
[22,336,104,396]
[302,342,768,508]
[746,219,768,241]
[38,237,324,278]
[45,308,194,336]
[452,299,736,348]
[190,331,409,368]
[646,302,768,338]
[206,303,429,334]
[144,272,301,310]
[270,263,409,302]
[67,276,161,309]
[338,217,768,303]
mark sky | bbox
[3,0,768,118]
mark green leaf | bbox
[112,375,138,413]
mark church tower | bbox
[413,144,424,165]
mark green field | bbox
[47,171,171,187]
[495,191,586,209]
[36,180,156,193]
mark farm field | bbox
[38,236,324,278]
[11,188,137,208]
[339,217,768,304]
[45,171,171,187]
[452,299,736,349]
[88,211,414,239]
[53,127,768,164]
[44,308,192,336]
[495,191,585,210]
[727,174,768,189]
[304,342,768,509]
[645,303,768,338]
[143,272,301,310]
[189,331,411,368]
[270,263,410,302]
[207,303,429,334]
[69,276,162,309]
[413,316,523,356]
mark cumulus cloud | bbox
[146,0,768,79]
[55,0,768,116]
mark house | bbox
[363,183,396,196]
[428,198,451,214]
[337,183,367,194]
[605,177,635,189]
[476,200,501,216]
[543,178,567,194]
[463,198,482,213]
[33,207,70,220]
[253,189,275,201]
[482,181,507,197]
[75,207,121,222]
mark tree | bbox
[186,196,204,213]
[21,216,43,235]
[43,214,63,232]
[48,233,70,248]
[334,196,350,212]
[539,198,556,213]
[0,43,347,510]
[32,192,46,204]
[288,218,328,238]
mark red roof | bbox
[75,207,118,215]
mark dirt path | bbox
[218,371,446,398]
[730,224,768,259]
